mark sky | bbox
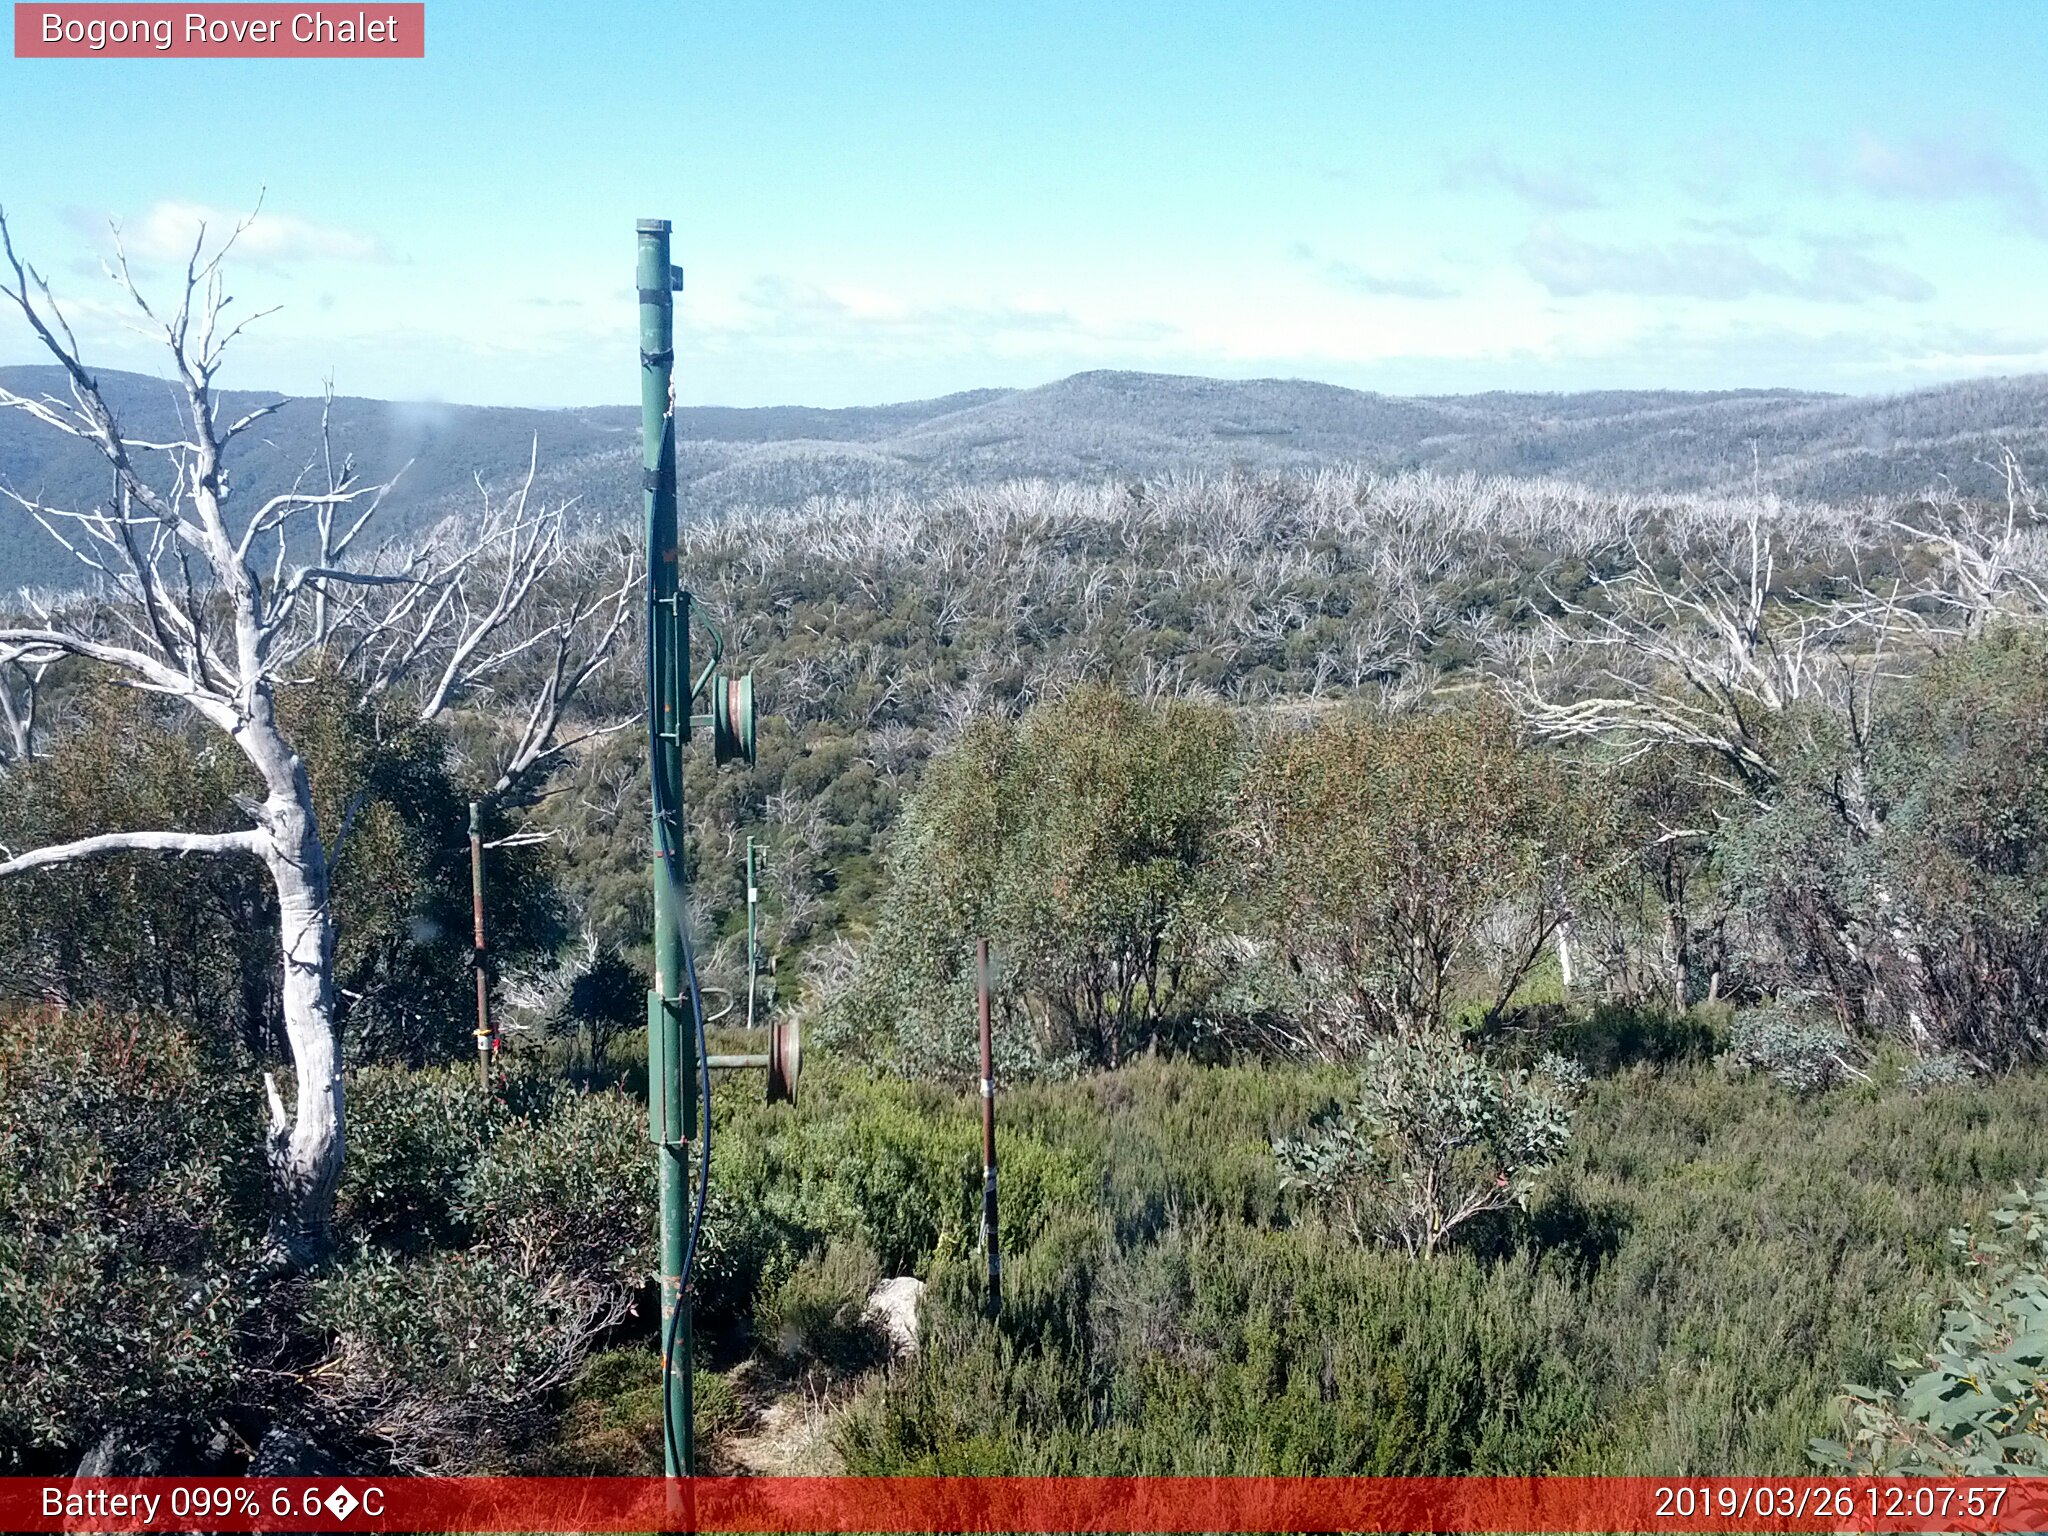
[2,1,2047,408]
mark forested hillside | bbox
[8,363,2048,593]
[9,438,2048,1476]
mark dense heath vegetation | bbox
[4,462,2048,1476]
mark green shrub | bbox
[1235,702,1602,1050]
[0,1007,263,1467]
[1274,1030,1579,1256]
[320,1071,654,1470]
[1544,1003,1720,1076]
[837,688,1237,1079]
[690,1184,808,1327]
[481,1350,744,1475]
[1903,1053,1977,1095]
[1812,1179,2048,1473]
[844,1218,1595,1474]
[458,1089,652,1288]
[753,1240,887,1370]
[1724,1006,1859,1095]
[310,1245,631,1472]
[836,1056,2048,1476]
[1718,630,2048,1068]
[336,1066,488,1249]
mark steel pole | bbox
[469,801,490,1091]
[639,217,695,1481]
[978,937,1000,1314]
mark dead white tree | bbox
[0,207,634,1266]
[0,645,51,766]
[1511,486,2044,801]
[1503,490,2045,1047]
[1507,505,1896,801]
[1904,451,2048,633]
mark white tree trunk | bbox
[244,707,346,1268]
[265,830,343,1266]
[0,210,627,1270]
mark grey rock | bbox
[863,1276,927,1357]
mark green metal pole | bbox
[639,217,695,1481]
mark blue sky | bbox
[3,1,2046,407]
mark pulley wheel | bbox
[766,1013,800,1105]
[712,671,756,766]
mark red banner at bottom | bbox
[8,1475,2047,1533]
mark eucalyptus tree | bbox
[1506,492,2048,1053]
[0,208,634,1265]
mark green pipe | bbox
[638,216,694,1480]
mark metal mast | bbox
[638,215,776,1486]
[639,217,696,1479]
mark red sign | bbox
[14,4,424,56]
[2,1477,2045,1533]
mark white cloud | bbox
[1517,224,1933,303]
[1290,242,1460,300]
[1812,132,2048,239]
[698,274,1174,358]
[1443,149,1607,211]
[115,200,388,266]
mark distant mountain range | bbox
[5,364,2046,592]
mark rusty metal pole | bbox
[978,937,1000,1314]
[746,836,759,1032]
[469,800,490,1090]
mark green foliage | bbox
[753,1240,887,1370]
[0,1007,265,1468]
[335,1066,487,1249]
[457,1089,654,1288]
[279,671,568,1065]
[0,672,568,1068]
[1904,1053,1977,1095]
[1539,1002,1721,1076]
[1723,1006,1859,1096]
[309,1244,631,1472]
[530,1349,741,1474]
[1237,702,1597,1050]
[1720,628,2048,1065]
[314,1070,652,1470]
[1274,1030,1579,1255]
[844,1221,1596,1475]
[829,1054,2048,1475]
[0,686,275,1044]
[1813,1179,2048,1473]
[712,1060,1098,1278]
[839,686,1237,1078]
[0,1038,656,1473]
[1573,750,1727,1012]
[562,943,645,1068]
[847,693,1610,1077]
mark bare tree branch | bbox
[0,827,266,875]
